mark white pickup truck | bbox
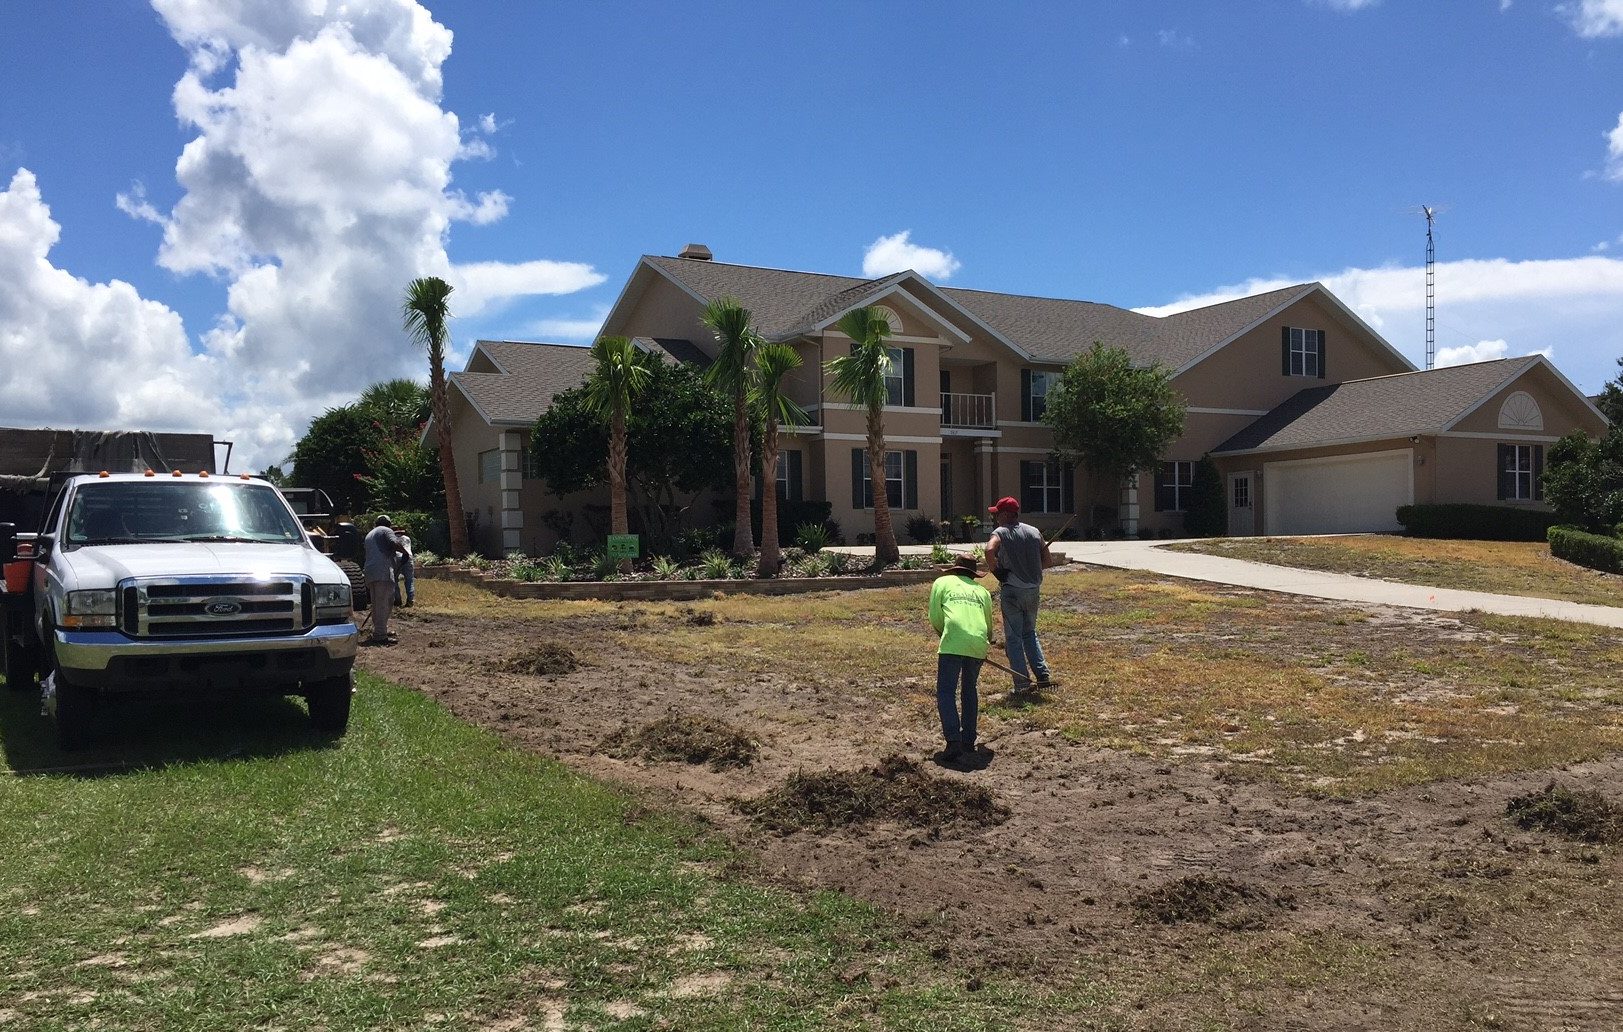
[12,472,358,748]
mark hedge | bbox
[1395,503,1562,541]
[1548,525,1623,575]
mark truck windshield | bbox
[65,482,305,546]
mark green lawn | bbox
[0,675,1095,1031]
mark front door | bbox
[1227,473,1255,536]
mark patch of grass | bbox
[743,755,1009,833]
[1505,782,1623,844]
[0,674,1088,1030]
[1169,535,1623,608]
[605,714,759,769]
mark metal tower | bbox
[1423,206,1436,370]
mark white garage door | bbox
[1263,449,1413,535]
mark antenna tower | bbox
[1423,206,1436,370]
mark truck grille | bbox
[119,577,314,638]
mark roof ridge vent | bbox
[677,243,713,261]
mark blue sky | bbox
[3,0,1622,467]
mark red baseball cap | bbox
[988,496,1020,514]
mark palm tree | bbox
[753,343,809,577]
[403,277,468,558]
[701,297,761,559]
[582,336,652,573]
[825,307,901,565]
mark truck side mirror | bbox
[0,523,13,563]
[33,534,53,561]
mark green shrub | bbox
[897,555,929,570]
[699,550,736,580]
[1183,454,1226,537]
[930,543,953,565]
[1548,525,1623,574]
[535,555,570,581]
[463,553,492,571]
[904,513,938,544]
[651,555,682,580]
[1396,503,1562,541]
[795,523,829,553]
[357,510,434,542]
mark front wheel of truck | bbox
[52,665,92,751]
[305,674,352,736]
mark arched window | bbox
[870,305,904,335]
[1497,391,1543,431]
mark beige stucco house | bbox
[440,246,1608,552]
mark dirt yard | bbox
[360,570,1623,1031]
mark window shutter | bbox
[1019,461,1037,513]
[852,448,865,509]
[788,451,803,503]
[940,369,950,393]
[1317,332,1326,380]
[1021,369,1032,421]
[1533,445,1544,501]
[1496,444,1511,500]
[902,348,916,407]
[904,451,919,510]
[1281,327,1291,376]
[1154,463,1173,512]
[1063,462,1076,514]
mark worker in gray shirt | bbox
[983,496,1055,693]
[362,515,405,645]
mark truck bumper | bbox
[53,623,358,692]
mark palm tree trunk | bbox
[868,403,899,565]
[610,407,631,574]
[731,388,754,559]
[758,420,781,577]
[429,361,469,558]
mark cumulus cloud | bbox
[1307,0,1380,11]
[0,0,608,469]
[1607,111,1623,180]
[1435,339,1551,366]
[524,310,607,343]
[1560,0,1623,36]
[862,231,963,281]
[1157,29,1195,48]
[1134,255,1623,389]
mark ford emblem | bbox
[204,598,244,617]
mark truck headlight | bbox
[63,589,118,629]
[313,583,351,612]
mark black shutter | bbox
[1154,463,1173,512]
[1281,327,1291,376]
[1063,462,1076,514]
[1533,445,1544,501]
[788,451,803,503]
[902,348,915,407]
[1317,331,1327,380]
[852,448,865,509]
[1021,369,1032,421]
[1019,461,1037,513]
[1496,444,1511,500]
[904,451,918,510]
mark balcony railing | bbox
[940,392,996,430]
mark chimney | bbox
[677,243,713,261]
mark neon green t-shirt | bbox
[928,573,994,659]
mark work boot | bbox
[943,739,963,761]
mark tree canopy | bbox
[289,379,438,515]
[1544,428,1623,531]
[1041,343,1186,482]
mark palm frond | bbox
[824,307,894,409]
[752,343,809,427]
[700,297,760,391]
[402,277,455,361]
[582,336,653,419]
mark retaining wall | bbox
[416,564,941,601]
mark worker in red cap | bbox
[983,496,1055,693]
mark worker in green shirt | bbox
[928,553,996,763]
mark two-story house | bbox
[441,245,1607,555]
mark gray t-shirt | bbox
[363,525,400,582]
[993,522,1045,589]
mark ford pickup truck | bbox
[4,471,358,748]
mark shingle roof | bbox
[1213,357,1539,453]
[640,255,1325,368]
[450,341,596,425]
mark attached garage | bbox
[1263,449,1412,535]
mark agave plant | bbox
[795,522,829,553]
[536,555,570,581]
[698,549,735,580]
[650,555,683,580]
[930,543,953,565]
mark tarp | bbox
[0,428,217,494]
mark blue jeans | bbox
[936,654,982,745]
[1000,584,1050,689]
[397,560,414,605]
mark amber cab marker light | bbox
[144,469,156,477]
[240,473,251,480]
[198,470,209,478]
[98,470,110,478]
[172,470,183,477]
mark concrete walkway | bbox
[1051,539,1623,629]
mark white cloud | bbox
[1436,339,1554,367]
[1560,0,1623,36]
[115,181,166,226]
[1157,29,1195,48]
[862,230,962,281]
[1134,255,1623,390]
[1308,0,1380,11]
[1500,0,1513,10]
[1606,111,1623,180]
[524,310,607,343]
[451,260,606,317]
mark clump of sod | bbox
[1130,875,1294,929]
[605,714,759,770]
[1505,783,1623,845]
[743,754,1007,832]
[494,643,579,676]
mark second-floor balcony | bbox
[940,392,996,430]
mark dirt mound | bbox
[494,643,579,676]
[1505,783,1623,844]
[743,754,1008,832]
[1130,875,1295,929]
[605,714,758,769]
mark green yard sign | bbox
[606,534,640,560]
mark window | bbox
[885,346,905,407]
[1282,327,1325,378]
[1021,370,1053,421]
[1497,444,1544,501]
[521,449,544,480]
[477,448,500,484]
[852,448,918,510]
[1232,476,1250,509]
[1020,460,1072,514]
[1154,460,1194,512]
